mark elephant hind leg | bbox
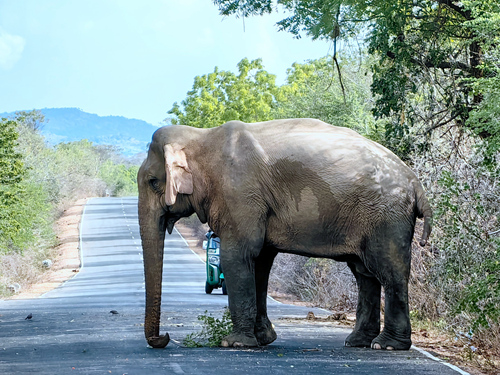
[371,278,412,350]
[365,225,413,350]
[344,261,381,348]
[254,248,278,346]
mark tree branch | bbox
[425,110,462,134]
[386,51,473,73]
[333,53,346,105]
[436,0,472,20]
[414,57,472,72]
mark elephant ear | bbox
[164,144,193,206]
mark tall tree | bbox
[168,58,279,128]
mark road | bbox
[0,197,467,374]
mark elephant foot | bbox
[344,330,379,348]
[371,331,411,351]
[147,333,170,348]
[255,324,277,346]
[220,332,259,348]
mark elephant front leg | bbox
[254,249,278,346]
[220,243,260,348]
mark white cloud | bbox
[0,28,26,70]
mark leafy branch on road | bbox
[183,308,233,348]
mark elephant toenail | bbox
[221,340,229,347]
[387,346,394,350]
[372,343,382,350]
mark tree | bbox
[0,119,24,186]
[168,58,280,128]
[213,0,500,153]
[0,118,26,252]
[14,110,46,131]
[274,55,382,141]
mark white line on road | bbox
[174,226,205,264]
[411,345,470,374]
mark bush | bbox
[183,308,233,347]
[99,161,139,196]
[269,254,357,312]
[410,128,500,346]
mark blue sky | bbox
[0,0,331,126]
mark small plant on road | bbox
[183,307,233,347]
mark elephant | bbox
[137,118,432,350]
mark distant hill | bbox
[1,108,161,157]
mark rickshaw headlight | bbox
[208,256,220,266]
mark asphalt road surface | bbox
[0,197,468,375]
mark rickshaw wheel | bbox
[205,281,214,294]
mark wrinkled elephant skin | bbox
[137,119,432,351]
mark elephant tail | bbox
[414,181,433,247]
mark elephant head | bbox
[137,125,207,348]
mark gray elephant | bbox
[137,118,432,350]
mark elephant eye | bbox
[149,178,161,192]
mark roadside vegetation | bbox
[169,1,500,370]
[0,110,140,297]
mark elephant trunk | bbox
[139,203,170,348]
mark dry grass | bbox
[0,251,50,296]
[269,254,357,312]
[0,199,85,299]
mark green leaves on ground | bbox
[183,308,233,347]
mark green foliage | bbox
[168,58,279,127]
[433,168,500,331]
[13,110,46,131]
[457,246,500,329]
[0,118,27,252]
[183,308,233,347]
[0,110,141,259]
[99,161,139,196]
[0,119,24,185]
[168,55,383,143]
[274,55,384,141]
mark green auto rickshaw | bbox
[203,230,227,295]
